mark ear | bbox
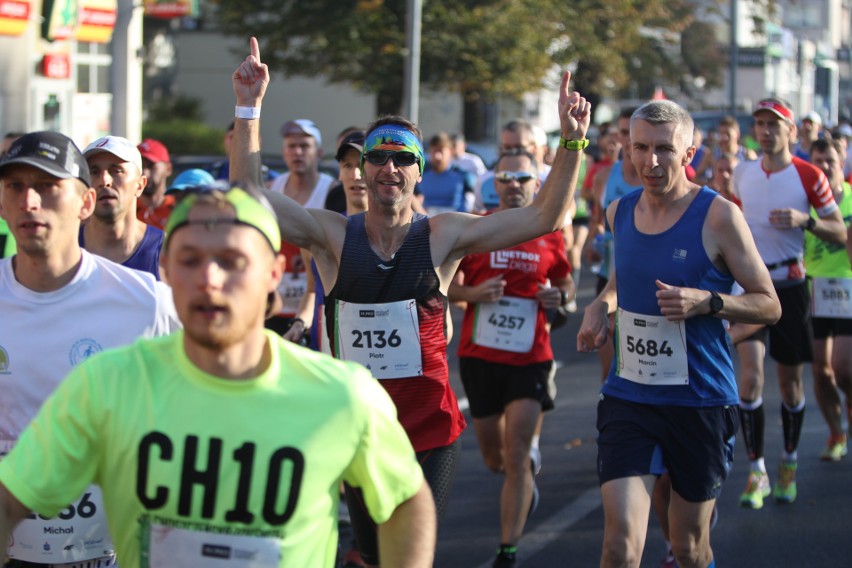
[138,174,148,196]
[683,144,696,166]
[270,252,286,291]
[80,186,96,221]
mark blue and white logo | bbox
[69,338,103,366]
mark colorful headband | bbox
[164,187,282,252]
[362,125,425,174]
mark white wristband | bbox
[235,106,261,120]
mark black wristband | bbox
[804,217,817,231]
[559,289,568,306]
[291,317,306,328]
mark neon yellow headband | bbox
[164,187,281,252]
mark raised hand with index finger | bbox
[232,37,270,108]
[557,70,591,141]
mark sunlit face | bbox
[711,155,738,194]
[493,154,540,210]
[717,124,740,148]
[162,202,284,352]
[753,110,794,157]
[338,148,367,211]
[87,152,145,223]
[362,140,422,210]
[0,164,94,257]
[282,134,321,176]
[141,158,172,196]
[630,119,695,196]
[800,118,820,140]
[599,131,620,161]
[810,146,841,182]
[429,143,453,173]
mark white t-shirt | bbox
[0,250,180,440]
[269,171,335,209]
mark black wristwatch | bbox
[708,290,724,315]
[804,217,817,231]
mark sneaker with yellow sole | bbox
[819,436,848,462]
[773,460,797,504]
[739,470,771,509]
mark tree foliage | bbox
[210,0,727,118]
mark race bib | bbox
[812,277,852,318]
[335,300,422,379]
[616,308,689,385]
[276,271,308,316]
[144,520,281,567]
[473,296,538,353]
[1,439,114,563]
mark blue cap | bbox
[167,168,216,193]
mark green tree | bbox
[210,0,724,121]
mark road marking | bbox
[472,487,602,568]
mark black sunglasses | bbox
[364,150,420,168]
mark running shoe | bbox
[528,449,541,518]
[493,549,517,567]
[739,470,771,509]
[819,436,848,462]
[530,447,542,476]
[773,460,797,504]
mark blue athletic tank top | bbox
[599,162,642,279]
[602,186,737,406]
[78,224,164,280]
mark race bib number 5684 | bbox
[616,308,689,386]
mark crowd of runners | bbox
[1,36,851,568]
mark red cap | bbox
[137,138,171,164]
[753,99,794,123]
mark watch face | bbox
[710,294,723,313]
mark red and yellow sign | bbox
[42,53,71,78]
[0,0,30,36]
[143,0,198,19]
[75,0,116,43]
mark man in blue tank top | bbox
[577,101,780,568]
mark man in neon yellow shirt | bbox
[0,187,436,567]
[805,139,852,461]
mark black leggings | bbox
[344,438,460,565]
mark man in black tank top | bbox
[229,36,591,567]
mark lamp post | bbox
[729,0,738,115]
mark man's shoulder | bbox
[87,250,160,293]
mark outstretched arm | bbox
[433,71,592,263]
[230,37,341,252]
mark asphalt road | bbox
[430,268,852,567]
